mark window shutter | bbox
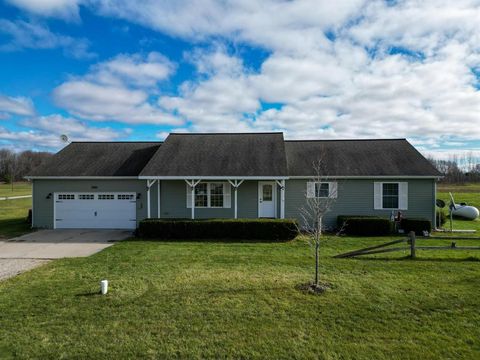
[329,182,338,199]
[306,182,315,198]
[186,184,192,208]
[399,182,408,210]
[374,182,382,209]
[223,182,231,208]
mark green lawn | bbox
[437,183,480,232]
[0,236,479,359]
[0,197,31,239]
[0,182,32,197]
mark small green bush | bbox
[436,209,447,226]
[137,218,298,241]
[400,218,432,235]
[337,216,393,236]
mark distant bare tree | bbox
[0,148,53,187]
[298,159,338,292]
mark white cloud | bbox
[6,0,82,20]
[7,0,480,157]
[92,52,175,87]
[159,47,259,132]
[0,114,130,151]
[53,52,183,125]
[0,19,95,59]
[0,94,35,116]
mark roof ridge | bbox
[169,132,283,135]
[285,138,407,142]
[70,141,163,143]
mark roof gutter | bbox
[288,175,443,179]
[138,176,289,180]
[24,176,139,180]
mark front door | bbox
[258,182,276,218]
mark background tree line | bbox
[428,153,480,184]
[0,148,53,183]
[0,147,479,185]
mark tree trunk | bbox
[315,241,319,286]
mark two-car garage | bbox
[54,192,137,229]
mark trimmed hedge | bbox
[400,218,432,235]
[337,216,393,236]
[137,218,299,241]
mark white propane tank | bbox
[450,204,480,220]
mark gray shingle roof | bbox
[28,135,440,178]
[28,142,162,177]
[285,139,441,176]
[140,133,288,177]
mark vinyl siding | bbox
[32,178,435,230]
[285,179,435,229]
[158,180,259,219]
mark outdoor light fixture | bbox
[46,193,52,199]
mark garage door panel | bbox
[55,192,136,229]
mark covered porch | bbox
[142,178,287,220]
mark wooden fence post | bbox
[409,231,416,259]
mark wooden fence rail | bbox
[334,232,480,259]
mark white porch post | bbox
[276,180,285,219]
[146,179,156,218]
[228,180,244,219]
[157,180,161,218]
[185,179,201,219]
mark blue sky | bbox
[1,0,480,161]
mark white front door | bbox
[54,192,137,229]
[258,182,276,218]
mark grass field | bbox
[0,182,31,197]
[0,236,479,359]
[437,183,480,232]
[0,197,31,239]
[0,183,478,358]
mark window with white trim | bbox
[187,182,231,208]
[373,182,408,210]
[195,183,208,207]
[209,183,224,207]
[315,183,330,198]
[306,182,338,199]
[382,183,399,209]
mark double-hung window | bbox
[195,183,208,207]
[374,182,408,210]
[315,183,330,198]
[382,183,399,209]
[306,182,338,199]
[187,182,230,208]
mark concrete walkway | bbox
[0,229,132,281]
[0,195,32,201]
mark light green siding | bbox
[158,180,259,219]
[32,178,435,229]
[32,179,148,228]
[285,179,436,229]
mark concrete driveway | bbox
[0,229,132,259]
[0,229,132,281]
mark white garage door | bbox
[54,192,137,229]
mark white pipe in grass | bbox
[100,280,108,295]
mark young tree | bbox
[298,159,338,292]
